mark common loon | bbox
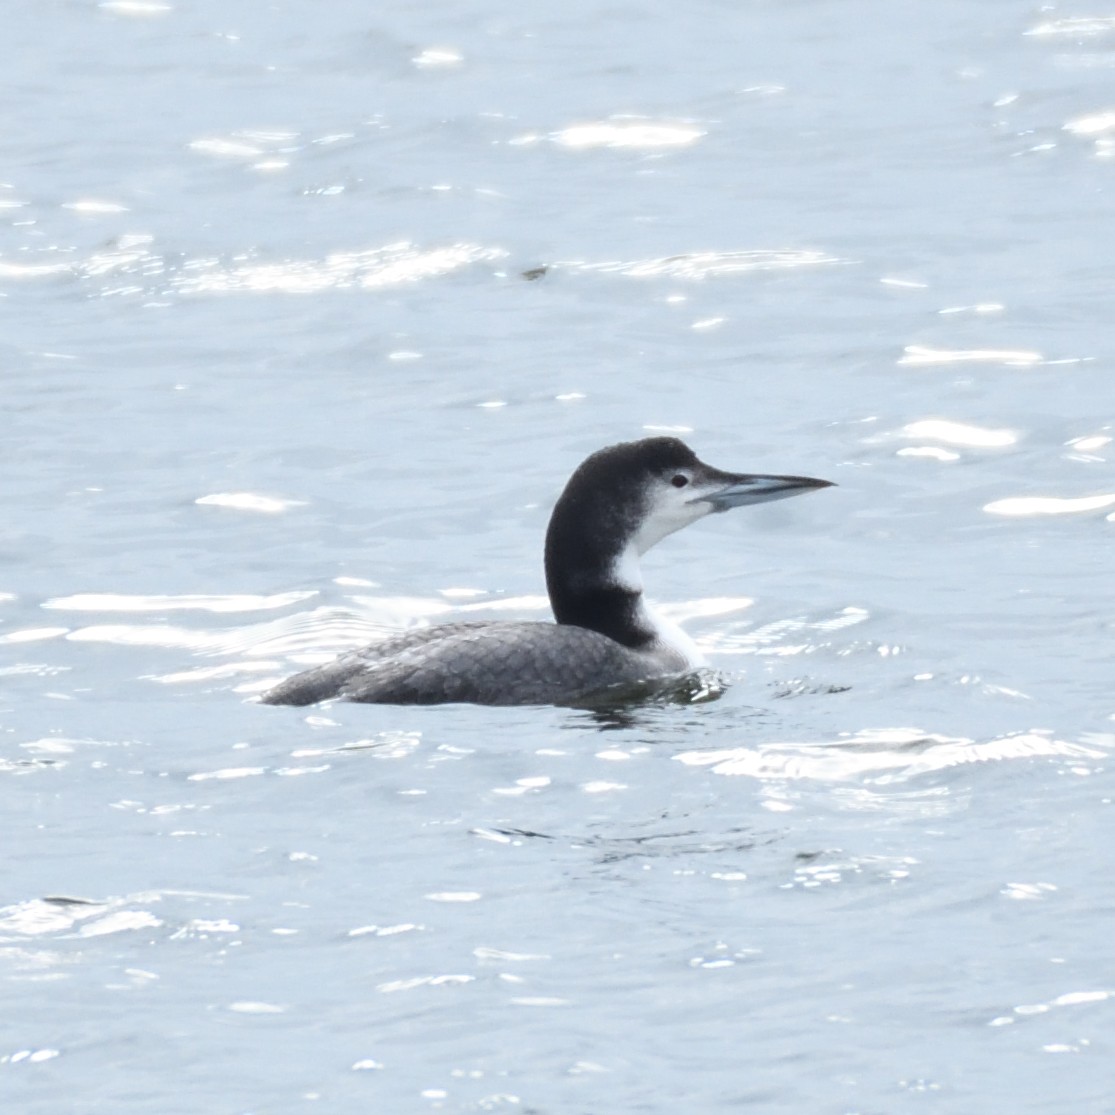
[260,437,832,708]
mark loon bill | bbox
[259,437,833,708]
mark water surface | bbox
[3,2,1114,1112]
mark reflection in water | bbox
[900,420,1016,448]
[43,592,317,614]
[1065,434,1111,457]
[899,345,1043,366]
[706,606,868,657]
[0,238,508,297]
[0,890,242,940]
[194,493,306,513]
[677,728,1103,784]
[1025,16,1115,37]
[99,1,173,16]
[547,121,705,149]
[1064,111,1115,137]
[571,249,843,279]
[290,731,422,761]
[984,493,1115,516]
[586,825,761,865]
[177,243,507,295]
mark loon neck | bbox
[544,539,659,649]
[550,582,659,648]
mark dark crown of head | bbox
[587,437,699,478]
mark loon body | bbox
[260,437,832,708]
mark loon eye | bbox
[671,474,689,489]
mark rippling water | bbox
[3,2,1114,1111]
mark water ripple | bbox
[570,249,844,280]
[676,729,1104,784]
[44,592,317,614]
[0,239,507,298]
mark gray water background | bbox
[3,1,1114,1112]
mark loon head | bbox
[544,437,833,644]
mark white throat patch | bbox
[605,543,706,668]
